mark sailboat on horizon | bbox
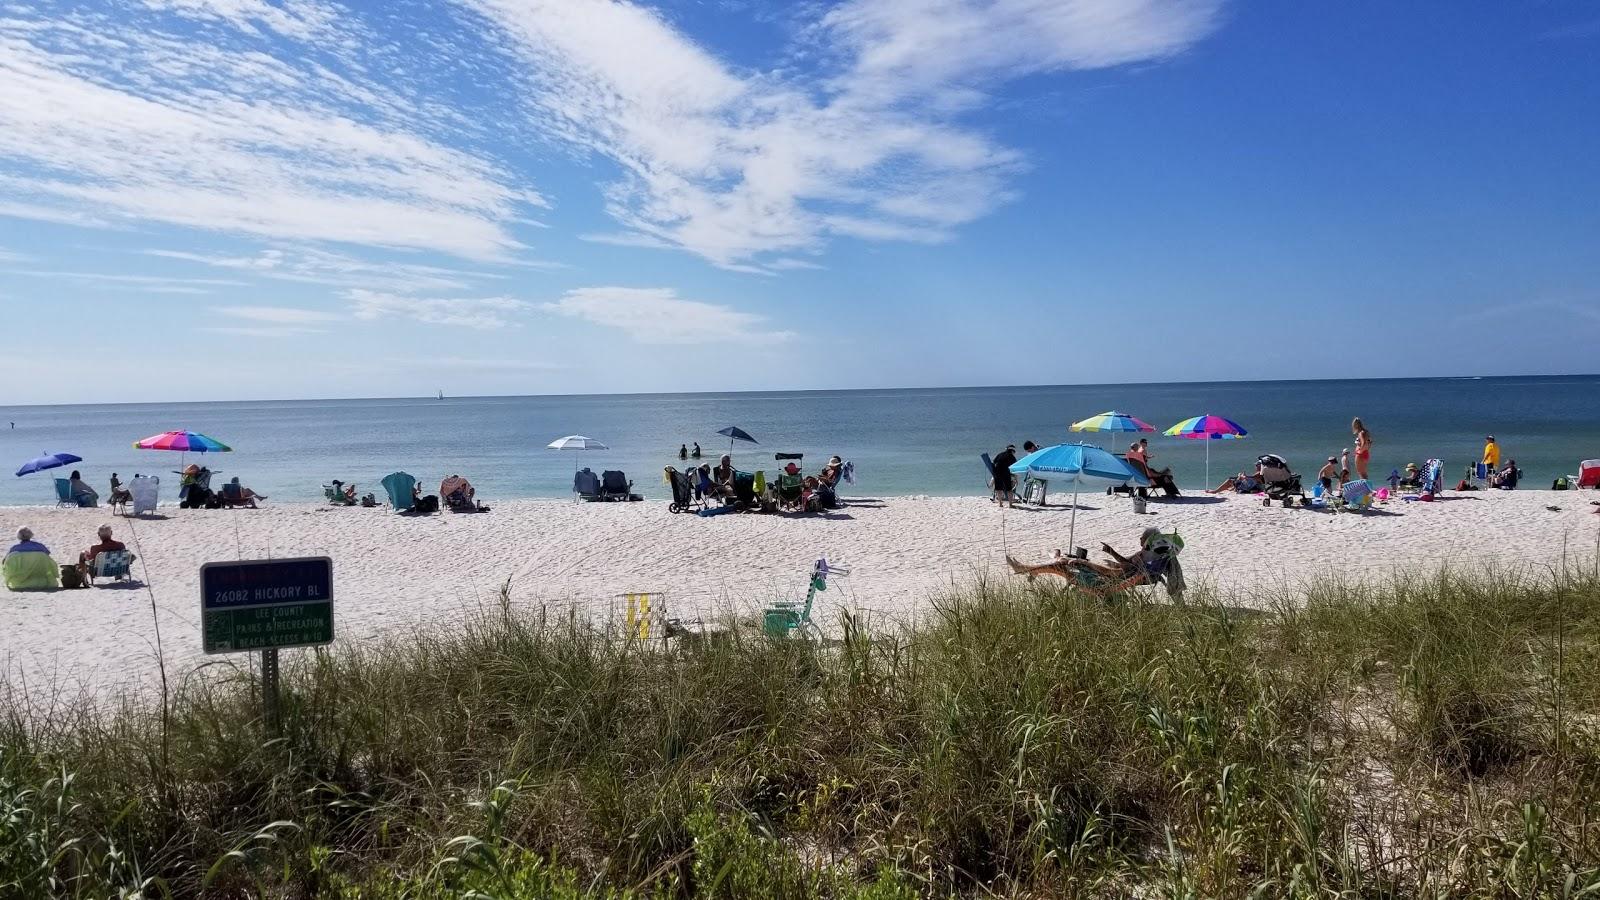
[437,389,444,400]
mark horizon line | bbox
[3,371,1597,410]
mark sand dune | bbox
[3,490,1596,699]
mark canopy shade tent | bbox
[15,451,82,477]
[1164,415,1248,486]
[1010,442,1146,552]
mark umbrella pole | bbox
[1068,481,1080,554]
[1205,440,1210,490]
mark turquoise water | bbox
[1,376,1595,506]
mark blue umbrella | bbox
[1009,442,1147,550]
[15,451,83,477]
[716,426,758,459]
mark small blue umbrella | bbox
[1009,442,1147,550]
[15,451,83,477]
[716,426,758,459]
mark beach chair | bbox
[1338,479,1375,513]
[1421,459,1443,496]
[89,550,135,585]
[53,478,74,507]
[763,558,845,639]
[573,467,602,501]
[218,482,256,508]
[776,472,804,509]
[324,481,357,506]
[129,475,159,516]
[599,470,636,501]
[1578,460,1600,489]
[380,472,418,513]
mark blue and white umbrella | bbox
[15,451,83,478]
[1010,442,1147,550]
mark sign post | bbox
[201,557,334,736]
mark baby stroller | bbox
[665,466,701,514]
[1258,454,1303,505]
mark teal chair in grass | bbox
[380,472,417,512]
[764,558,847,639]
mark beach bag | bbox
[1553,476,1569,491]
[59,564,85,589]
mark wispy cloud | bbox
[213,304,342,325]
[543,286,793,344]
[148,246,525,293]
[347,289,532,329]
[199,324,329,338]
[461,0,1218,268]
[0,3,543,260]
[5,268,246,293]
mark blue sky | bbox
[1,0,1597,404]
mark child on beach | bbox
[1318,457,1339,493]
[1339,449,1351,486]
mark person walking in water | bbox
[1351,417,1373,481]
[678,444,688,460]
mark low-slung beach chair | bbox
[573,468,602,501]
[763,558,845,639]
[381,472,417,513]
[600,470,638,501]
[53,478,74,507]
[1339,479,1375,513]
[89,550,135,585]
[1577,460,1600,489]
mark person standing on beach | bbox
[1339,449,1350,487]
[1483,435,1500,470]
[1351,418,1372,481]
[991,444,1018,507]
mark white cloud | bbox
[543,286,793,344]
[5,268,245,293]
[147,246,521,293]
[347,289,533,329]
[199,324,329,337]
[459,0,1218,268]
[213,304,342,324]
[0,5,542,260]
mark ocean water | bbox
[1,376,1596,507]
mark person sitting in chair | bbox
[712,455,736,498]
[68,470,99,507]
[4,527,58,590]
[77,524,132,578]
[1209,462,1265,494]
[224,476,266,508]
[1491,459,1521,490]
[1398,462,1422,489]
[1006,527,1185,598]
[108,473,132,508]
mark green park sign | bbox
[200,557,334,654]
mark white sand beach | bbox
[3,490,1597,700]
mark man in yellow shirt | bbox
[1483,435,1500,469]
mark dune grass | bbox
[4,564,1600,897]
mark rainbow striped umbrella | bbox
[133,430,232,453]
[1069,411,1155,434]
[1164,415,1247,486]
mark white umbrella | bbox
[547,435,609,451]
[548,435,608,500]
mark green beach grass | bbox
[5,565,1600,897]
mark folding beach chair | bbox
[89,550,135,585]
[1339,479,1375,513]
[53,478,74,507]
[764,558,847,639]
[380,472,418,513]
[573,468,602,502]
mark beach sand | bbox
[3,490,1597,700]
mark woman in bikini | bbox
[1351,417,1373,481]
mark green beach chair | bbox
[380,472,417,513]
[763,558,846,639]
[53,478,74,507]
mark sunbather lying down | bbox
[1006,527,1186,598]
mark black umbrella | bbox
[716,426,758,460]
